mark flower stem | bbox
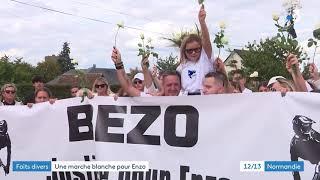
[114,27,120,47]
[313,46,318,64]
[218,48,221,59]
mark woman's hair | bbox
[35,87,52,99]
[1,83,17,93]
[92,77,114,95]
[277,78,296,92]
[179,34,202,64]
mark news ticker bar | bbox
[12,160,304,172]
[240,161,304,172]
[13,161,149,172]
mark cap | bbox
[133,73,144,81]
[267,76,286,87]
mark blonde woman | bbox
[92,77,115,97]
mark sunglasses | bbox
[95,84,107,88]
[269,87,277,92]
[5,90,16,94]
[133,80,143,84]
[185,47,201,54]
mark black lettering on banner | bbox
[164,106,199,147]
[95,105,127,143]
[160,170,171,180]
[67,105,94,142]
[132,172,144,180]
[127,106,161,145]
[180,165,190,180]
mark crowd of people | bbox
[0,5,319,107]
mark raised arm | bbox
[199,5,212,59]
[141,56,153,89]
[111,48,141,97]
[286,54,308,92]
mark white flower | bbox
[249,71,259,78]
[219,21,226,29]
[71,59,78,65]
[272,13,280,21]
[140,33,145,40]
[147,38,152,43]
[221,36,228,45]
[117,21,124,29]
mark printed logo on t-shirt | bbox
[188,70,196,79]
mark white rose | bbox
[71,59,78,65]
[219,21,226,29]
[117,21,124,28]
[272,13,280,21]
[249,71,259,78]
[140,33,145,40]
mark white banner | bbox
[0,93,319,180]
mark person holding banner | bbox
[92,77,115,97]
[111,47,182,97]
[177,4,214,96]
[27,87,56,107]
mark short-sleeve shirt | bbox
[177,48,214,94]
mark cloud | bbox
[0,0,320,70]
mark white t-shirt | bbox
[177,49,214,94]
[242,88,253,93]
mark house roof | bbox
[224,49,249,63]
[46,65,119,87]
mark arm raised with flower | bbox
[286,54,308,92]
[198,4,212,59]
[111,48,141,97]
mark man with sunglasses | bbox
[132,73,145,92]
[0,83,22,106]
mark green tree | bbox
[36,56,62,82]
[241,36,308,81]
[12,58,35,83]
[57,42,75,73]
[156,54,179,73]
[0,56,35,85]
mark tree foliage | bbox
[156,54,179,73]
[36,56,62,82]
[0,55,35,85]
[57,42,75,73]
[241,34,308,81]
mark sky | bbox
[0,0,319,70]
